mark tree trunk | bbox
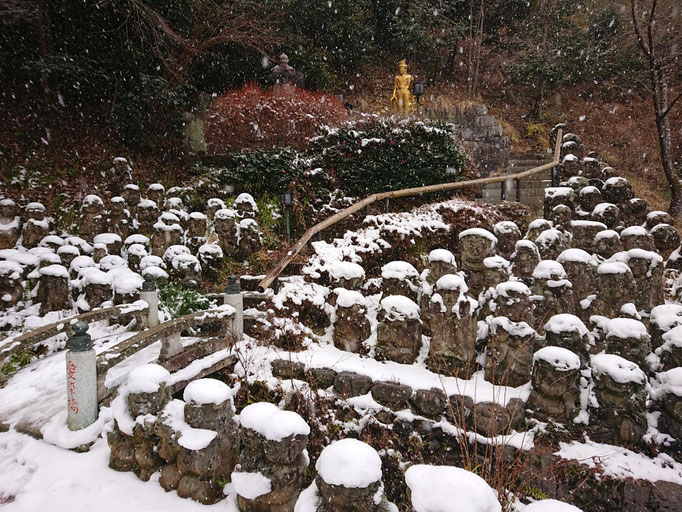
[36,0,51,104]
[648,50,682,217]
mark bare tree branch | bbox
[99,0,277,85]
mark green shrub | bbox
[308,115,467,196]
[158,282,214,321]
[218,147,332,198]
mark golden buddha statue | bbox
[391,60,414,113]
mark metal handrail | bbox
[257,129,563,292]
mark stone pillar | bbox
[528,346,581,422]
[157,378,239,504]
[147,183,165,207]
[328,261,365,290]
[577,186,602,218]
[594,230,622,260]
[223,275,243,340]
[0,198,21,249]
[556,249,597,318]
[650,304,682,350]
[625,248,664,312]
[535,228,571,261]
[531,260,574,324]
[237,218,263,260]
[108,364,172,480]
[312,438,393,512]
[21,202,50,249]
[570,220,607,254]
[652,368,682,444]
[510,240,540,283]
[543,187,575,219]
[66,321,98,430]
[621,226,655,251]
[140,275,159,328]
[591,202,622,230]
[198,243,223,280]
[0,260,24,310]
[234,402,310,512]
[214,209,238,257]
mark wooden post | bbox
[516,178,521,202]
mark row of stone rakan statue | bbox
[322,130,682,453]
[0,157,263,314]
[110,369,539,512]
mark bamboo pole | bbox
[258,129,563,292]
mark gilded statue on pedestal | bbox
[391,60,414,113]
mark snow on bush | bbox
[206,83,347,153]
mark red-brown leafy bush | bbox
[205,84,348,153]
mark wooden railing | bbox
[258,129,563,292]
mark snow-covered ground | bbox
[0,430,240,511]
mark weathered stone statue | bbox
[485,314,536,387]
[391,60,414,113]
[528,346,581,422]
[426,274,478,377]
[376,295,422,364]
[589,353,647,445]
[0,198,21,249]
[332,288,371,353]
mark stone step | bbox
[484,181,551,190]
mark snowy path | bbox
[0,324,153,438]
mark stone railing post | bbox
[140,274,159,328]
[223,275,243,340]
[66,321,98,430]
